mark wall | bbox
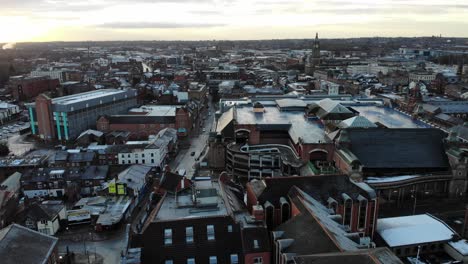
[37,217,60,235]
[23,188,65,198]
[118,147,166,167]
[35,95,55,140]
[245,252,271,264]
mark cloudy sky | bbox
[1,0,468,42]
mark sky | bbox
[1,0,468,42]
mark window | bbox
[230,254,239,264]
[151,153,154,157]
[142,154,145,158]
[209,256,217,264]
[186,227,194,244]
[254,240,259,249]
[253,257,263,264]
[165,261,173,264]
[207,225,215,240]
[40,220,48,225]
[151,159,154,164]
[227,225,233,232]
[164,228,172,245]
[142,160,145,164]
[187,258,195,264]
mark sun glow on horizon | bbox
[1,0,468,42]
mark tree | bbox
[0,141,9,156]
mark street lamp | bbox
[410,187,417,215]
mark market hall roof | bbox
[221,104,327,144]
[336,128,449,171]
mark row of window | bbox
[121,159,155,164]
[121,153,155,158]
[164,225,233,245]
[164,254,242,264]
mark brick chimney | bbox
[252,203,264,222]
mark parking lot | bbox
[0,121,30,141]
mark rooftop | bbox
[128,105,178,117]
[0,224,58,264]
[234,105,326,144]
[350,105,430,128]
[52,89,125,105]
[154,179,228,222]
[377,214,457,247]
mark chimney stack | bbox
[252,203,265,222]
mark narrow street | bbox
[171,104,215,179]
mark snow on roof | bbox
[338,116,377,128]
[377,214,456,247]
[448,240,468,255]
[366,175,420,184]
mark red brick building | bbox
[97,105,191,140]
[9,76,60,101]
[246,175,378,238]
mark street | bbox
[171,104,215,179]
[57,226,127,264]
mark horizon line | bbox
[2,35,467,45]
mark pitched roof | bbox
[377,214,457,247]
[274,186,362,256]
[159,171,184,193]
[0,224,58,264]
[25,202,64,222]
[108,115,175,124]
[117,165,151,190]
[249,175,375,207]
[293,248,403,264]
[338,116,377,129]
[344,128,449,170]
[77,129,104,139]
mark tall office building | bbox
[26,89,138,141]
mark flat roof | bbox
[377,214,456,247]
[52,89,124,105]
[128,105,177,117]
[154,180,228,222]
[235,106,326,144]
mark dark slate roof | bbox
[0,224,58,264]
[249,175,375,207]
[424,101,468,114]
[24,202,64,222]
[344,128,449,170]
[293,248,403,264]
[81,165,109,180]
[108,115,175,124]
[69,152,95,163]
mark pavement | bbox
[58,226,127,264]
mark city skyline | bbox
[1,0,468,43]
